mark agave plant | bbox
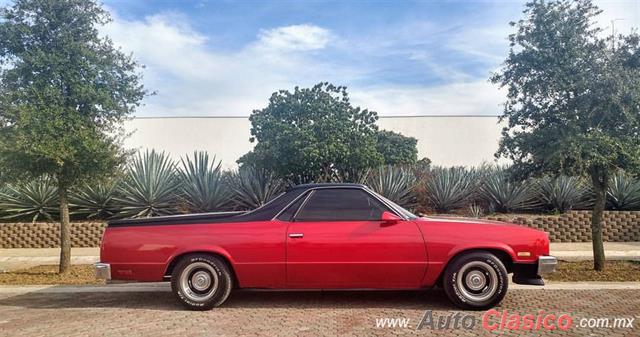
[70,180,119,219]
[607,172,640,210]
[536,175,592,213]
[227,166,287,210]
[479,169,538,213]
[467,203,484,218]
[178,151,231,213]
[366,165,416,209]
[113,150,180,218]
[0,176,59,222]
[425,167,477,213]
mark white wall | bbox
[377,116,506,167]
[123,116,505,169]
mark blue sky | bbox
[72,1,640,116]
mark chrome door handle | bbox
[288,233,304,238]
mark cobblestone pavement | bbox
[0,288,638,336]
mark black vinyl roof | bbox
[107,183,372,227]
[288,183,367,191]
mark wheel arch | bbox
[435,247,514,287]
[164,250,239,287]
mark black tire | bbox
[170,254,233,310]
[442,251,508,310]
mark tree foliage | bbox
[239,82,420,183]
[491,0,640,270]
[0,0,147,272]
[376,130,418,165]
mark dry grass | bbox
[0,265,104,285]
[545,260,640,282]
[0,261,638,285]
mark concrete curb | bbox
[553,251,640,261]
[0,282,170,294]
[0,282,639,295]
[510,282,640,290]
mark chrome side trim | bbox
[537,256,557,275]
[362,188,409,220]
[271,190,313,221]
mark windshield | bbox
[369,190,418,219]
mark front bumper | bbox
[512,255,557,285]
[95,263,111,280]
[537,255,558,275]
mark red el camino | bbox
[96,183,556,310]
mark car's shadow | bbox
[0,287,456,311]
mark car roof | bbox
[287,183,368,192]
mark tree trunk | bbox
[589,167,608,271]
[58,183,71,274]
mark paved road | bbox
[0,287,638,336]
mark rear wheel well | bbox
[435,248,513,287]
[165,251,238,287]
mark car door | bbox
[284,188,428,289]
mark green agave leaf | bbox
[479,168,538,213]
[178,151,231,213]
[607,173,640,210]
[112,150,180,218]
[227,166,286,210]
[70,180,119,219]
[0,176,59,222]
[535,175,592,213]
[425,166,477,213]
[366,165,416,209]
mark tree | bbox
[0,0,147,273]
[376,130,418,165]
[239,82,383,183]
[491,0,640,270]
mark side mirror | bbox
[380,211,401,224]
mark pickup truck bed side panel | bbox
[101,221,287,287]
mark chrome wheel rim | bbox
[180,262,219,302]
[456,261,498,302]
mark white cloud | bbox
[102,13,348,116]
[256,24,332,51]
[101,9,506,117]
[350,81,504,116]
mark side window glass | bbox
[295,189,388,221]
[276,192,308,221]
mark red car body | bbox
[98,184,552,291]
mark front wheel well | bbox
[435,248,513,287]
[165,251,238,287]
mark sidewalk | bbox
[0,248,99,272]
[550,242,640,261]
[0,242,639,272]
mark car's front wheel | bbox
[442,251,508,310]
[171,254,233,310]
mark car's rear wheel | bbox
[171,254,233,310]
[442,251,508,310]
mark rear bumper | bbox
[95,263,111,280]
[513,255,557,285]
